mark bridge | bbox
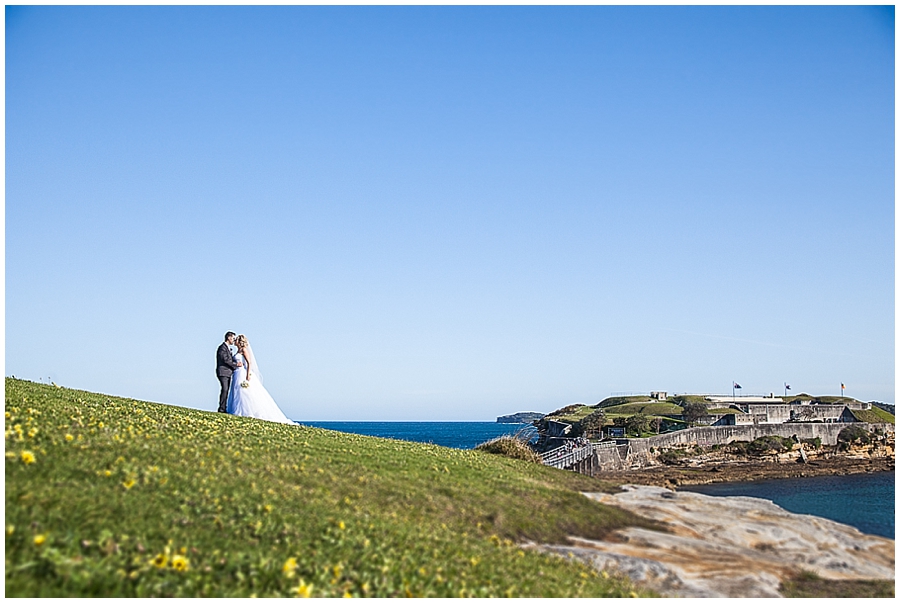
[539,441,595,470]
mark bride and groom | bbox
[215,332,294,425]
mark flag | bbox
[785,384,791,390]
[733,382,742,389]
[841,383,845,390]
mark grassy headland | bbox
[542,394,894,441]
[4,378,657,597]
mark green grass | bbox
[546,405,595,423]
[779,571,894,598]
[5,378,658,597]
[783,395,861,405]
[597,396,651,409]
[668,395,708,406]
[851,406,895,424]
[602,403,683,417]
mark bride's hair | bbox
[235,335,249,349]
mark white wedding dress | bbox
[226,348,294,425]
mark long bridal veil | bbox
[245,344,263,385]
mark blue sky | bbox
[6,6,894,420]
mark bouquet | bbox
[240,380,250,388]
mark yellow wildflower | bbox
[6,525,14,535]
[33,534,46,546]
[65,434,74,442]
[342,591,353,598]
[282,557,298,577]
[171,555,189,572]
[295,580,313,598]
[151,553,168,568]
[20,450,35,465]
[103,470,112,477]
[263,504,272,513]
[27,427,38,438]
[123,479,136,490]
[338,521,345,530]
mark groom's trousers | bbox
[217,375,231,413]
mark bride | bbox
[226,335,295,425]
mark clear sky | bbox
[6,6,895,420]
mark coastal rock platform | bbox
[592,455,894,488]
[527,485,894,598]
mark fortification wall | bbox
[591,422,894,472]
[594,443,628,471]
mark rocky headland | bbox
[525,431,896,597]
[528,484,895,598]
[594,431,894,488]
[496,411,544,423]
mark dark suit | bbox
[216,342,240,413]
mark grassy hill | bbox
[597,396,651,409]
[849,406,895,424]
[783,394,860,405]
[542,404,596,423]
[4,379,657,597]
[603,402,683,417]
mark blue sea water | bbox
[300,421,536,450]
[682,471,895,539]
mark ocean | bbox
[300,421,894,540]
[681,471,895,540]
[300,421,536,450]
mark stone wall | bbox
[587,422,894,472]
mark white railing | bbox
[540,442,593,470]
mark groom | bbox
[216,331,243,413]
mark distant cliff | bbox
[497,412,544,424]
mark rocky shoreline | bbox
[528,484,895,597]
[594,454,894,488]
[556,436,896,597]
[592,432,894,488]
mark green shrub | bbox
[576,409,606,439]
[726,441,750,454]
[657,450,681,465]
[746,436,794,455]
[800,437,822,449]
[475,436,542,464]
[656,448,695,465]
[838,426,872,445]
